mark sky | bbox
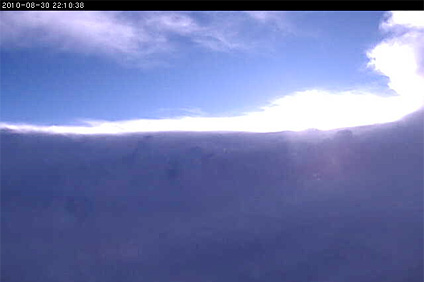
[1,11,423,134]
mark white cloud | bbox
[244,11,291,31]
[143,12,200,35]
[380,11,424,31]
[1,12,149,55]
[368,11,424,101]
[0,11,288,61]
[2,88,418,135]
[245,11,274,22]
[1,11,423,134]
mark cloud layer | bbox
[1,11,423,134]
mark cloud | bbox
[0,11,289,62]
[244,11,292,31]
[1,11,423,134]
[380,11,424,31]
[0,12,150,56]
[1,89,417,135]
[367,11,424,100]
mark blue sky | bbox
[1,11,423,133]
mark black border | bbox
[1,1,423,11]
